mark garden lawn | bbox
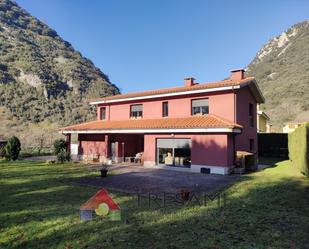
[0,160,309,249]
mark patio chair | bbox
[134,152,143,164]
[164,152,173,165]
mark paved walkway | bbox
[74,165,240,194]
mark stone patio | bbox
[74,165,240,194]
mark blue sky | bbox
[16,0,309,93]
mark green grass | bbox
[0,160,309,249]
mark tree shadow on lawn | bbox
[2,171,309,249]
[1,175,309,248]
[1,160,309,248]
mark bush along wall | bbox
[288,122,309,177]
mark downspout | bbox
[232,86,237,123]
[108,104,111,120]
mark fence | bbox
[258,133,288,158]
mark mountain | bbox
[0,0,119,123]
[0,0,119,147]
[247,20,309,131]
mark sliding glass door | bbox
[156,139,191,167]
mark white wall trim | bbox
[190,164,231,175]
[143,161,156,167]
[90,85,241,105]
[60,128,242,134]
[144,163,231,175]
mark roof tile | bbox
[59,115,242,132]
[91,77,255,103]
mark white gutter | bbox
[90,85,241,105]
[60,128,242,134]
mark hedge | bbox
[288,122,309,177]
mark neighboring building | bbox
[60,69,264,174]
[283,122,305,133]
[257,106,271,133]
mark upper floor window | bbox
[162,102,168,117]
[192,99,209,116]
[100,107,106,120]
[130,104,143,118]
[249,103,254,127]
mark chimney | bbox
[184,77,196,87]
[230,69,245,80]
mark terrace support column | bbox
[105,134,110,159]
[65,134,71,155]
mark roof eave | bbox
[59,127,242,134]
[241,79,265,104]
[89,85,240,105]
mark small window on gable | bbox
[162,102,168,117]
[249,103,254,127]
[130,104,143,118]
[192,99,209,116]
[100,107,106,120]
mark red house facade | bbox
[60,69,264,174]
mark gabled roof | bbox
[59,115,242,134]
[90,77,265,104]
[257,110,270,120]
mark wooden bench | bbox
[80,189,121,221]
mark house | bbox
[257,106,271,133]
[60,69,264,174]
[283,122,305,133]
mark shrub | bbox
[288,123,309,177]
[53,139,70,163]
[4,136,21,161]
[53,139,67,154]
[56,150,67,164]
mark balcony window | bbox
[192,99,209,115]
[162,102,168,117]
[100,107,106,120]
[130,104,143,118]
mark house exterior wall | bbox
[108,134,144,159]
[235,87,258,153]
[97,90,236,121]
[78,134,107,161]
[78,133,144,162]
[143,133,234,174]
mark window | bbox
[249,103,254,127]
[157,139,191,167]
[249,139,254,152]
[192,99,209,115]
[100,107,106,120]
[162,102,168,117]
[130,104,143,118]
